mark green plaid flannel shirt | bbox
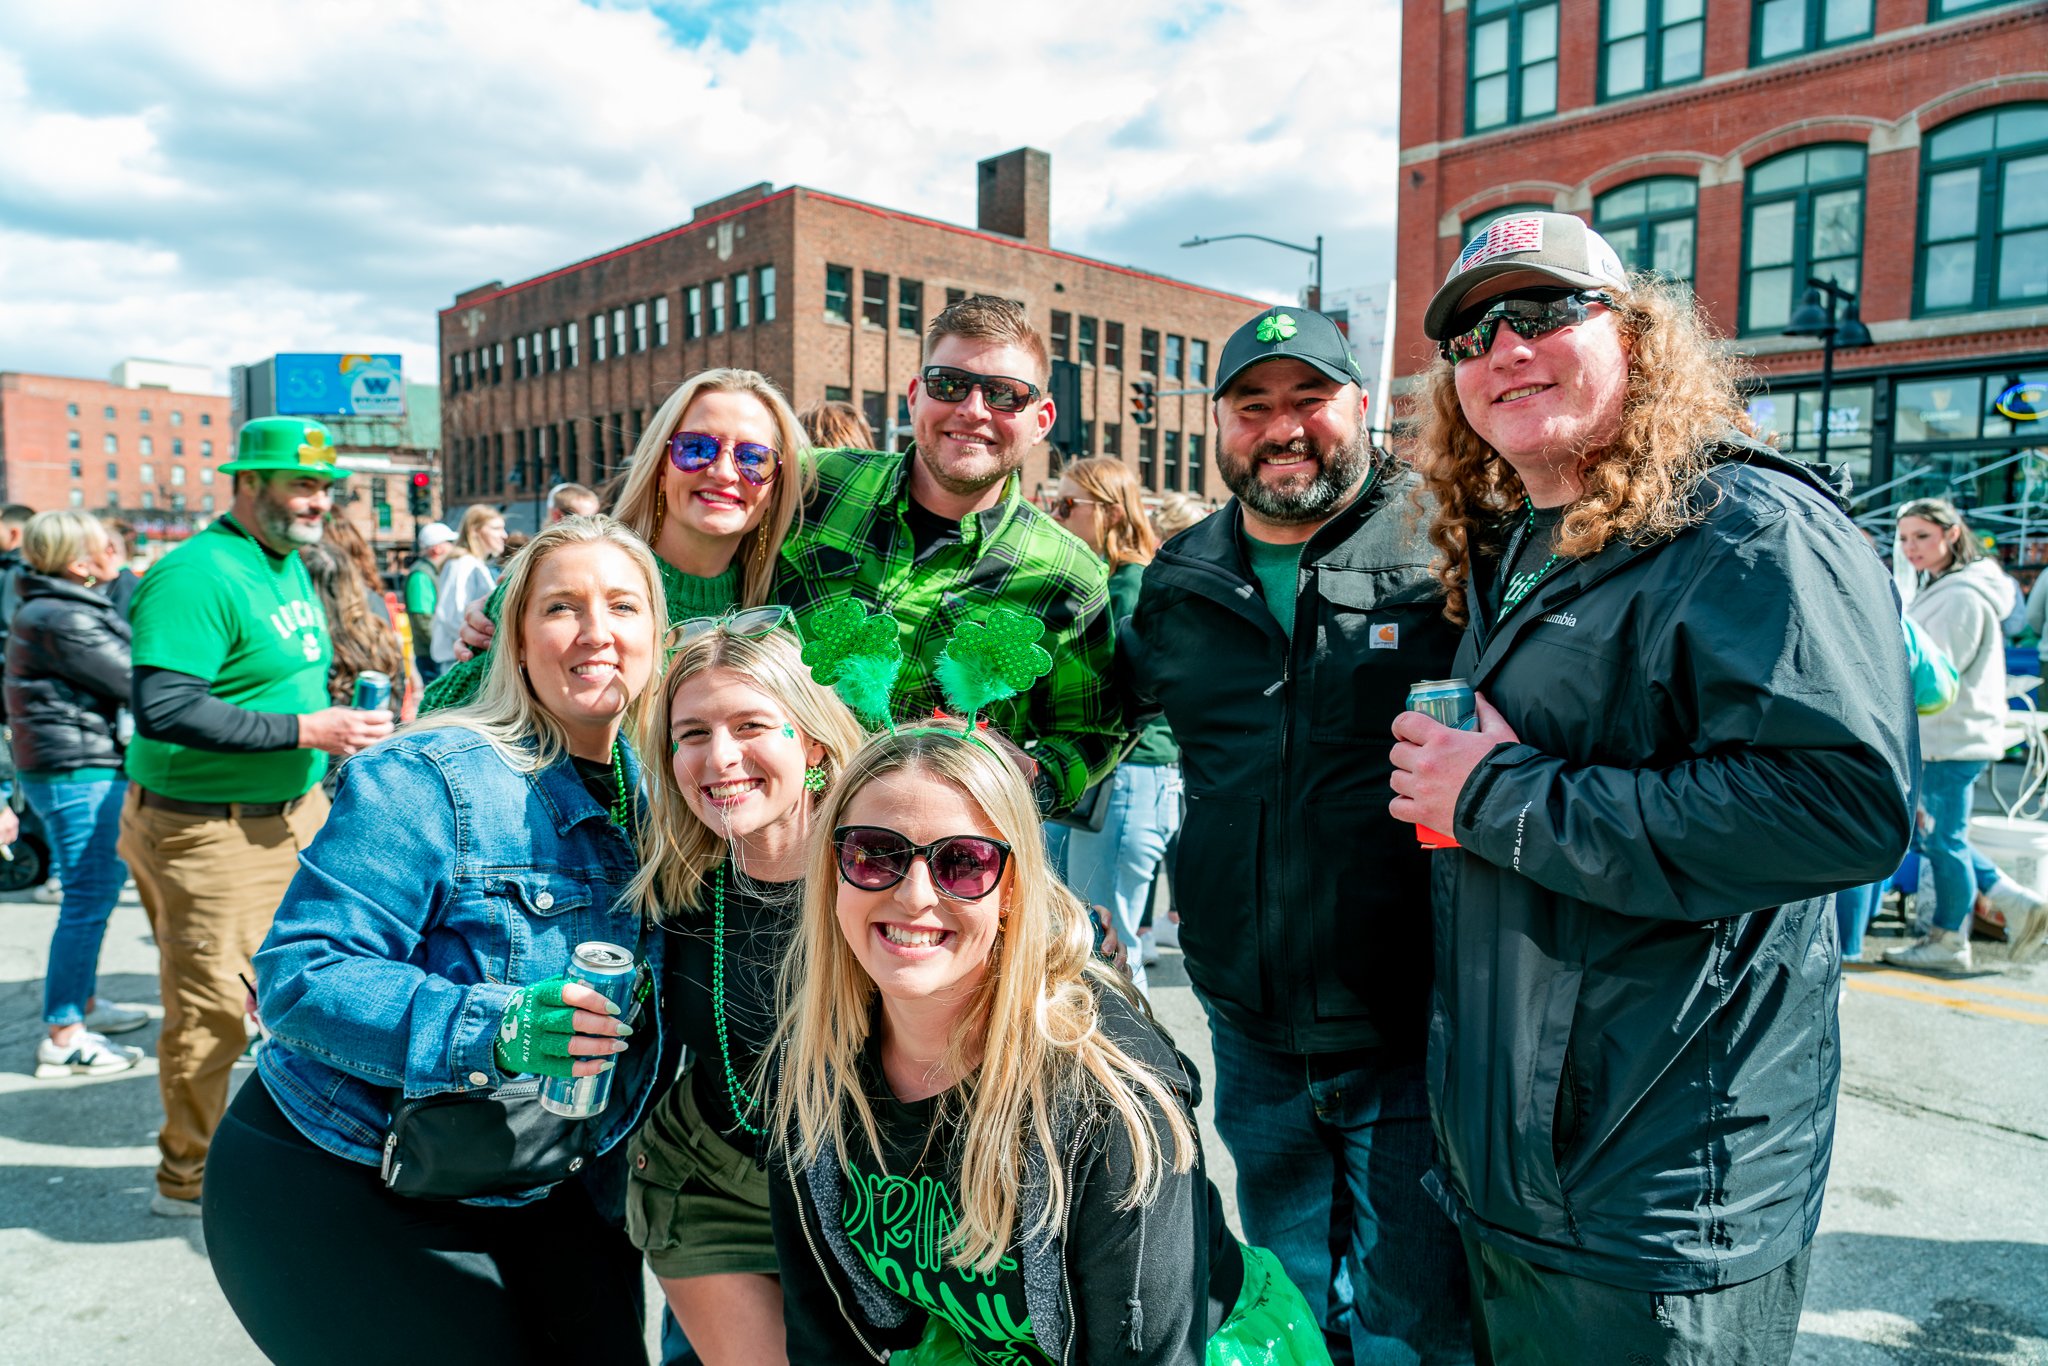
[774,447,1119,810]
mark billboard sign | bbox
[273,353,406,417]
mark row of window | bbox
[1470,0,2013,132]
[61,402,213,426]
[1046,315,1215,383]
[66,459,212,487]
[1134,428,1209,496]
[67,432,213,457]
[823,268,988,329]
[54,488,215,512]
[1460,104,2048,331]
[451,269,782,391]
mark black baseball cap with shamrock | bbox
[1213,305,1363,398]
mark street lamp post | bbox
[1782,277,1873,466]
[1182,232,1324,311]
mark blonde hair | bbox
[628,628,866,918]
[455,503,504,559]
[1150,491,1208,542]
[412,516,667,771]
[1413,276,1755,624]
[22,510,110,577]
[772,728,1195,1275]
[798,400,874,452]
[610,369,814,609]
[1059,456,1158,570]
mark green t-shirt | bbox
[403,563,438,617]
[1108,562,1178,767]
[1242,532,1305,638]
[125,516,331,802]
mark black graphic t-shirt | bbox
[840,1049,1049,1366]
[661,873,796,1151]
[1494,503,1568,618]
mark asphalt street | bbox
[1,881,2044,1365]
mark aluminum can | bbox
[350,670,393,712]
[1408,678,1476,730]
[538,941,638,1119]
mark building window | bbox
[1601,0,1703,100]
[493,342,504,383]
[824,385,851,402]
[69,489,84,508]
[532,331,544,370]
[1078,317,1097,367]
[1188,434,1206,493]
[1104,322,1125,370]
[633,302,649,352]
[612,308,627,357]
[1745,381,1876,485]
[201,440,213,457]
[1190,339,1209,385]
[200,412,211,426]
[141,492,155,510]
[1103,421,1121,456]
[1050,312,1072,361]
[825,265,853,323]
[1754,0,1871,62]
[200,465,214,485]
[681,287,700,341]
[1742,144,1865,334]
[899,279,923,333]
[1918,104,2048,314]
[655,296,670,345]
[140,462,154,483]
[67,430,80,450]
[1078,420,1095,456]
[202,494,215,513]
[1468,0,1558,132]
[69,458,82,479]
[1139,427,1158,488]
[1140,329,1160,374]
[945,287,967,307]
[515,335,528,379]
[139,407,152,422]
[1163,431,1182,492]
[549,326,563,371]
[860,272,887,327]
[104,434,117,453]
[1165,335,1184,381]
[173,438,184,456]
[171,464,186,486]
[139,435,153,456]
[567,320,580,367]
[733,274,751,329]
[66,402,78,418]
[710,279,727,333]
[1594,177,1698,282]
[862,391,887,441]
[1931,0,2006,13]
[103,405,116,420]
[170,411,183,426]
[759,266,777,323]
[593,312,608,362]
[106,462,118,481]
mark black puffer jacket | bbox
[1427,436,1915,1293]
[3,574,133,773]
[1126,462,1460,1055]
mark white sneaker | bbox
[31,879,61,904]
[149,1192,202,1219]
[83,1001,151,1035]
[34,1031,143,1078]
[1139,931,1161,967]
[1883,928,1973,974]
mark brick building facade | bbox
[1396,0,2047,545]
[437,149,1262,511]
[0,369,231,534]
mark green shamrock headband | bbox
[799,597,1053,742]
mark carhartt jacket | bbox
[1428,435,1915,1292]
[1125,462,1460,1056]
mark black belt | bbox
[136,787,310,820]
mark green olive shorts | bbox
[624,1075,777,1279]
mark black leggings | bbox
[204,1079,648,1365]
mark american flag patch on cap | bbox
[1450,217,1544,280]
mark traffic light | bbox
[407,471,432,519]
[1131,379,1156,427]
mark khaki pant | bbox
[118,786,330,1200]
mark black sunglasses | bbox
[919,365,1042,415]
[668,430,781,486]
[833,825,1012,902]
[1439,291,1613,364]
[1048,495,1106,520]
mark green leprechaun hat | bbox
[220,416,350,479]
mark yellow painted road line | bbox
[1845,975,2048,1026]
[1852,968,2048,1006]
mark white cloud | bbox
[0,0,1403,388]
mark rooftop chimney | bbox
[976,148,1050,247]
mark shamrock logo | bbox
[800,597,904,729]
[1256,313,1298,344]
[934,608,1053,721]
[298,428,334,464]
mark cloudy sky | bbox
[0,0,1403,392]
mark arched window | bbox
[1918,104,2048,314]
[1461,202,1552,245]
[1593,178,1698,282]
[1742,144,1865,334]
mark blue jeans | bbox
[1835,880,1885,959]
[1065,763,1182,992]
[1208,1011,1473,1366]
[22,773,131,1027]
[1916,760,1989,933]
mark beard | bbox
[254,483,324,549]
[912,437,1022,498]
[1218,427,1375,524]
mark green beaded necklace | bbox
[607,739,631,827]
[709,864,763,1136]
[1500,497,1566,617]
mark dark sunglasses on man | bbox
[919,365,1042,415]
[1438,290,1614,364]
[667,430,781,486]
[833,825,1012,902]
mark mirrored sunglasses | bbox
[668,430,781,486]
[833,825,1012,902]
[920,365,1041,415]
[1049,495,1106,520]
[667,604,794,649]
[1439,291,1613,364]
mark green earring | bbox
[803,765,827,793]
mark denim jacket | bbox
[253,725,664,1196]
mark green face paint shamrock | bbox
[799,597,904,730]
[1256,313,1298,343]
[933,607,1054,722]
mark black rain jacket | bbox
[3,574,132,774]
[1126,462,1460,1055]
[1426,435,1915,1292]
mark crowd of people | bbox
[9,215,2048,1366]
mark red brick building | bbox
[438,149,1263,510]
[0,367,231,531]
[1395,0,2047,543]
